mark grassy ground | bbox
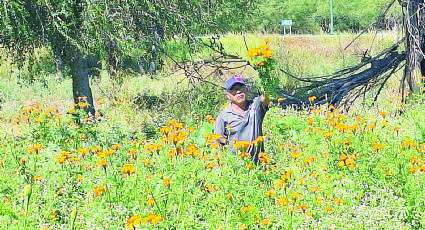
[2,31,425,229]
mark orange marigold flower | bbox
[276,197,288,206]
[262,218,271,226]
[111,144,121,150]
[310,187,322,193]
[121,164,136,175]
[146,198,156,206]
[91,146,101,153]
[291,193,302,199]
[96,160,108,167]
[163,178,172,187]
[239,225,248,230]
[226,193,233,199]
[373,143,383,151]
[259,152,270,163]
[290,152,300,159]
[263,50,272,59]
[33,175,42,181]
[333,198,343,205]
[55,156,65,164]
[240,205,254,212]
[324,132,333,139]
[78,148,89,155]
[308,96,317,102]
[125,215,142,229]
[233,141,251,149]
[93,185,107,197]
[265,190,275,197]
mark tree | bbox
[0,0,258,113]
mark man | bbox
[214,76,270,162]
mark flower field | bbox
[1,32,424,229]
[2,92,425,229]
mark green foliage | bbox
[0,0,259,72]
[252,0,402,33]
[14,47,57,85]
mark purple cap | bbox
[225,76,245,90]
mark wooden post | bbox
[404,0,424,92]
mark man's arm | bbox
[261,94,271,108]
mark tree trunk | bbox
[420,1,425,79]
[70,51,95,115]
[405,0,424,92]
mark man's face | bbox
[226,83,247,104]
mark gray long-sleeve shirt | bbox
[214,96,268,162]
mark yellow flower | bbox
[264,38,271,43]
[324,132,333,139]
[290,152,300,159]
[226,193,234,199]
[125,215,142,229]
[121,164,136,175]
[310,187,322,193]
[233,141,251,149]
[146,198,156,206]
[373,143,383,151]
[55,156,65,164]
[276,198,288,206]
[259,152,270,163]
[333,198,343,205]
[33,175,42,181]
[259,44,269,51]
[273,180,287,188]
[239,225,248,230]
[308,96,317,102]
[263,50,272,59]
[239,152,250,159]
[163,178,172,187]
[144,213,164,224]
[78,148,89,155]
[93,185,107,197]
[111,144,121,150]
[96,160,108,167]
[265,190,275,197]
[291,193,302,199]
[91,146,101,153]
[240,205,253,212]
[262,218,271,226]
